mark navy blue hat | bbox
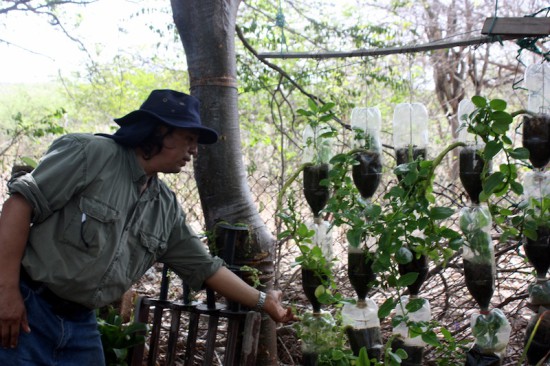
[107,90,218,145]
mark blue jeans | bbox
[0,278,105,366]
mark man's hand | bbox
[264,290,297,323]
[0,286,30,349]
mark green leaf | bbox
[395,247,413,264]
[510,181,523,195]
[296,108,312,116]
[394,348,408,359]
[429,206,454,220]
[421,330,441,346]
[509,147,530,160]
[491,117,511,134]
[483,172,505,195]
[489,99,507,111]
[357,347,371,366]
[405,298,425,312]
[314,285,326,298]
[346,228,363,248]
[388,351,403,364]
[471,96,487,108]
[397,272,419,287]
[378,298,396,318]
[484,140,502,160]
[319,102,335,113]
[307,98,318,112]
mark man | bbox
[0,89,294,365]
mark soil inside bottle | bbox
[348,252,376,300]
[391,338,424,366]
[463,259,494,310]
[525,312,550,365]
[465,345,502,366]
[352,151,382,199]
[345,326,382,359]
[459,147,489,204]
[301,268,325,313]
[303,164,330,217]
[398,254,429,296]
[524,227,550,278]
[302,352,319,366]
[522,115,550,169]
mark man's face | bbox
[152,129,199,174]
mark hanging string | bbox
[363,58,369,107]
[275,0,287,53]
[408,53,414,147]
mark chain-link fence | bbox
[0,144,538,365]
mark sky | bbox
[0,0,169,83]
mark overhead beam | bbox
[482,17,550,37]
[257,17,549,60]
[257,35,516,60]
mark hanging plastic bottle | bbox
[524,307,550,366]
[302,124,333,165]
[524,63,550,115]
[522,171,550,306]
[457,99,491,204]
[302,125,333,217]
[350,107,383,201]
[297,311,339,366]
[459,205,496,312]
[306,218,333,261]
[392,103,429,166]
[391,296,431,366]
[341,296,382,360]
[523,64,550,170]
[466,308,511,365]
[351,107,382,152]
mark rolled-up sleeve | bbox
[7,136,89,224]
[160,212,224,291]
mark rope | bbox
[276,0,287,53]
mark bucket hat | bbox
[104,90,218,145]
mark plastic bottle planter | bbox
[352,151,383,200]
[524,308,550,365]
[526,227,550,307]
[342,298,382,360]
[524,227,550,280]
[465,309,511,365]
[301,268,326,313]
[303,164,330,218]
[343,248,382,359]
[392,103,429,181]
[459,146,492,205]
[299,311,338,366]
[348,249,376,301]
[397,249,429,297]
[460,206,496,312]
[350,107,383,200]
[522,114,550,169]
[391,296,431,366]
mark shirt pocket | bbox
[127,231,166,283]
[63,196,120,256]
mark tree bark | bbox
[171,0,278,363]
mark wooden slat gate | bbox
[128,266,262,366]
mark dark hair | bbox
[139,123,175,160]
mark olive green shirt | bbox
[8,133,223,309]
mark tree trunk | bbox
[171,0,279,363]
